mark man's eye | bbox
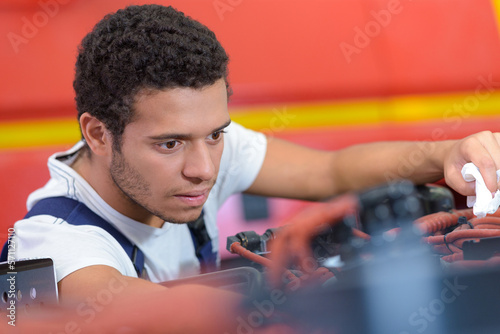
[160,141,178,149]
[211,130,225,141]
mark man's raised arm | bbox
[246,131,500,199]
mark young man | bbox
[9,4,500,332]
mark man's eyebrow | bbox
[213,119,232,133]
[147,120,232,141]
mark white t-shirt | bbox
[13,122,267,283]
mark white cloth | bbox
[461,162,500,218]
[13,122,267,283]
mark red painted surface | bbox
[0,0,499,119]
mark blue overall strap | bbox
[188,211,218,273]
[0,236,11,262]
[8,197,144,276]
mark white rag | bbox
[461,162,500,218]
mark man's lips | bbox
[175,188,209,197]
[173,189,210,206]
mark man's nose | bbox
[182,141,216,181]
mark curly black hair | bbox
[73,4,230,148]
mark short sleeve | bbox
[13,215,138,282]
[213,122,267,205]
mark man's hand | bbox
[443,131,500,196]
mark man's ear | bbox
[79,112,113,156]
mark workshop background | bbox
[1,0,499,260]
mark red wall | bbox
[1,0,499,120]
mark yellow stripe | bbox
[230,99,381,131]
[0,118,80,150]
[0,90,499,149]
[493,0,500,33]
[382,90,500,124]
[232,90,500,131]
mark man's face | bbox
[109,79,230,224]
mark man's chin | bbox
[162,208,204,225]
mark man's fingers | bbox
[449,173,476,196]
[471,132,500,193]
[452,131,500,194]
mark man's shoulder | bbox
[27,141,90,210]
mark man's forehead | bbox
[125,80,230,135]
